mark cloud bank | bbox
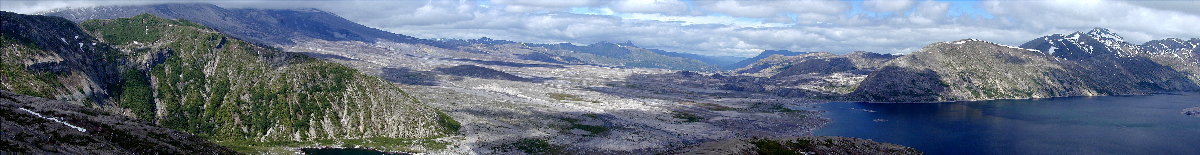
[3,0,1198,57]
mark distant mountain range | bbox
[724,50,810,70]
[43,4,1199,103]
[849,28,1200,102]
[44,3,731,71]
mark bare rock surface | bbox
[1184,107,1200,117]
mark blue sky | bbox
[3,0,1199,57]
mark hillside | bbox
[2,12,458,153]
[1,11,123,106]
[851,38,1199,102]
[1,90,237,154]
[724,50,810,70]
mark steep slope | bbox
[44,3,421,46]
[78,13,456,142]
[2,12,457,153]
[1,11,123,106]
[723,50,809,70]
[1139,38,1200,83]
[1,90,236,154]
[851,38,1199,102]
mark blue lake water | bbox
[815,93,1200,155]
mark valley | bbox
[2,2,1198,155]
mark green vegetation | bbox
[498,138,563,154]
[116,69,155,121]
[691,102,736,111]
[671,111,704,122]
[216,137,449,154]
[436,111,461,134]
[80,14,203,45]
[0,35,65,99]
[66,14,458,152]
[559,117,609,135]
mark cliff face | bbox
[1,11,123,106]
[851,38,1199,102]
[2,12,456,152]
[1,90,236,154]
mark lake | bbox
[815,93,1200,155]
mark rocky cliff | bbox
[1,11,123,106]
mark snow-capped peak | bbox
[1086,27,1126,45]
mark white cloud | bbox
[611,0,688,14]
[3,0,1198,57]
[863,0,916,12]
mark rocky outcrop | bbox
[1,11,123,105]
[1,90,236,154]
[1185,107,1200,117]
[672,136,921,155]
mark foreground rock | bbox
[672,136,921,155]
[0,90,236,154]
[1185,107,1200,117]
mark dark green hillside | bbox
[3,12,458,153]
[79,13,456,142]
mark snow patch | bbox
[19,107,87,133]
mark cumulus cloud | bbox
[863,0,916,12]
[2,0,1197,57]
[610,0,689,14]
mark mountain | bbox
[44,3,421,46]
[733,51,898,77]
[2,90,236,154]
[648,48,745,68]
[1,11,123,105]
[45,3,719,71]
[723,50,809,70]
[2,12,457,153]
[525,41,719,71]
[850,32,1200,102]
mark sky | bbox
[3,0,1199,57]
